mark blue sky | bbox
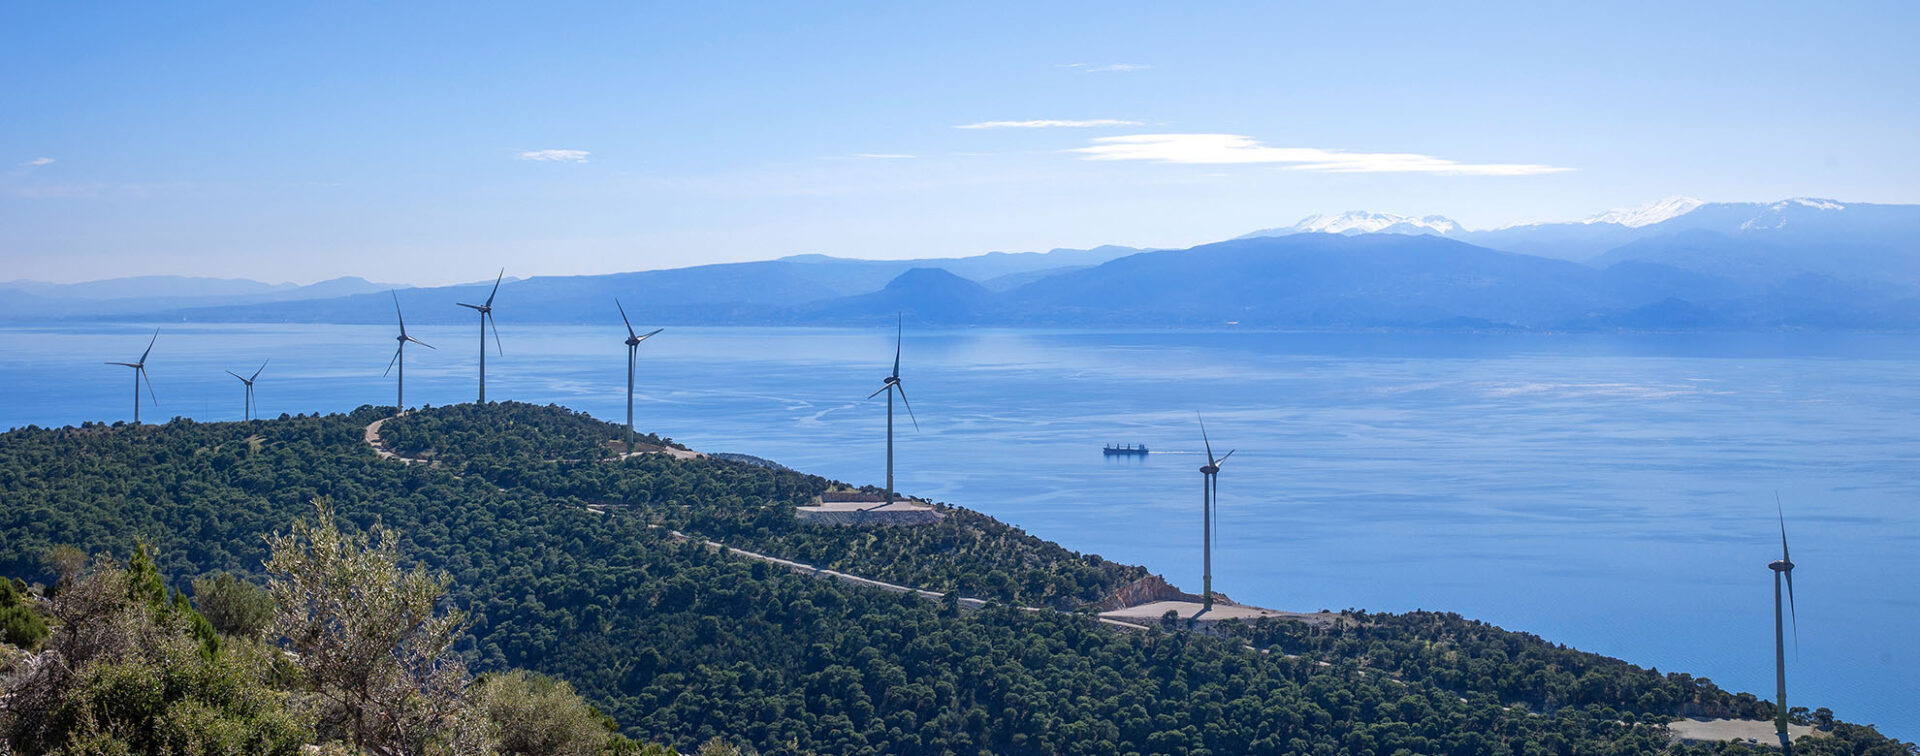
[4,1,1917,284]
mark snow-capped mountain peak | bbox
[1238,211,1460,240]
[1295,211,1458,235]
[1740,197,1849,230]
[1580,196,1705,228]
[1772,197,1845,212]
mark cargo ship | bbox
[1103,444,1149,456]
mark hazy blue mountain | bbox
[779,244,1146,281]
[797,267,996,323]
[976,265,1097,291]
[26,200,1920,331]
[876,234,1920,330]
[1245,198,1920,268]
[0,275,294,300]
[0,275,393,320]
[999,234,1611,328]
[79,248,1144,326]
[165,261,887,325]
[1590,231,1818,284]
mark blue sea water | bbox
[3,323,1916,739]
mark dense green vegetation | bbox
[375,402,1148,608]
[378,402,684,463]
[0,521,664,755]
[0,403,1912,755]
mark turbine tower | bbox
[385,291,434,411]
[1770,504,1799,753]
[614,299,663,455]
[105,329,159,424]
[456,269,505,403]
[1197,415,1234,611]
[225,360,268,421]
[865,316,917,511]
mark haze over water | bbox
[4,323,1915,738]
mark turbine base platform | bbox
[1667,717,1822,747]
[1098,600,1344,629]
[796,498,944,526]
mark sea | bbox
[3,323,1915,739]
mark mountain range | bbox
[8,197,1919,330]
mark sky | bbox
[4,1,1918,285]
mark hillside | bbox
[0,403,1911,754]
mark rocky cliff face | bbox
[1096,574,1210,611]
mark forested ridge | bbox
[1,403,1912,755]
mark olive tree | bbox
[266,501,492,755]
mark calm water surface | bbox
[3,324,1916,738]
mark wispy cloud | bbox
[851,153,915,159]
[956,119,1141,130]
[517,149,590,163]
[21,157,55,167]
[1072,134,1570,176]
[1060,63,1151,73]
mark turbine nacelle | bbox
[615,299,662,347]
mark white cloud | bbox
[1061,63,1151,73]
[1071,134,1570,176]
[956,119,1141,129]
[852,153,916,159]
[517,149,590,163]
[21,157,55,167]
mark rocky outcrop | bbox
[1097,574,1210,611]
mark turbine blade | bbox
[866,384,888,400]
[391,291,407,334]
[107,362,138,368]
[895,383,919,431]
[486,268,504,306]
[636,327,663,343]
[138,328,159,363]
[408,336,436,350]
[1777,496,1791,563]
[488,311,503,355]
[141,368,157,406]
[384,346,401,377]
[615,299,637,339]
[226,370,247,381]
[1216,449,1235,466]
[457,302,483,311]
[251,359,268,381]
[1199,413,1215,465]
[892,315,902,378]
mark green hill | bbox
[0,403,1909,755]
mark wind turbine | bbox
[1770,502,1799,753]
[614,299,663,455]
[865,316,917,511]
[384,291,434,411]
[456,269,505,403]
[1197,415,1234,611]
[105,329,159,424]
[225,360,268,421]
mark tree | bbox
[193,571,277,638]
[266,500,489,755]
[0,553,310,755]
[474,669,627,756]
[0,577,48,649]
